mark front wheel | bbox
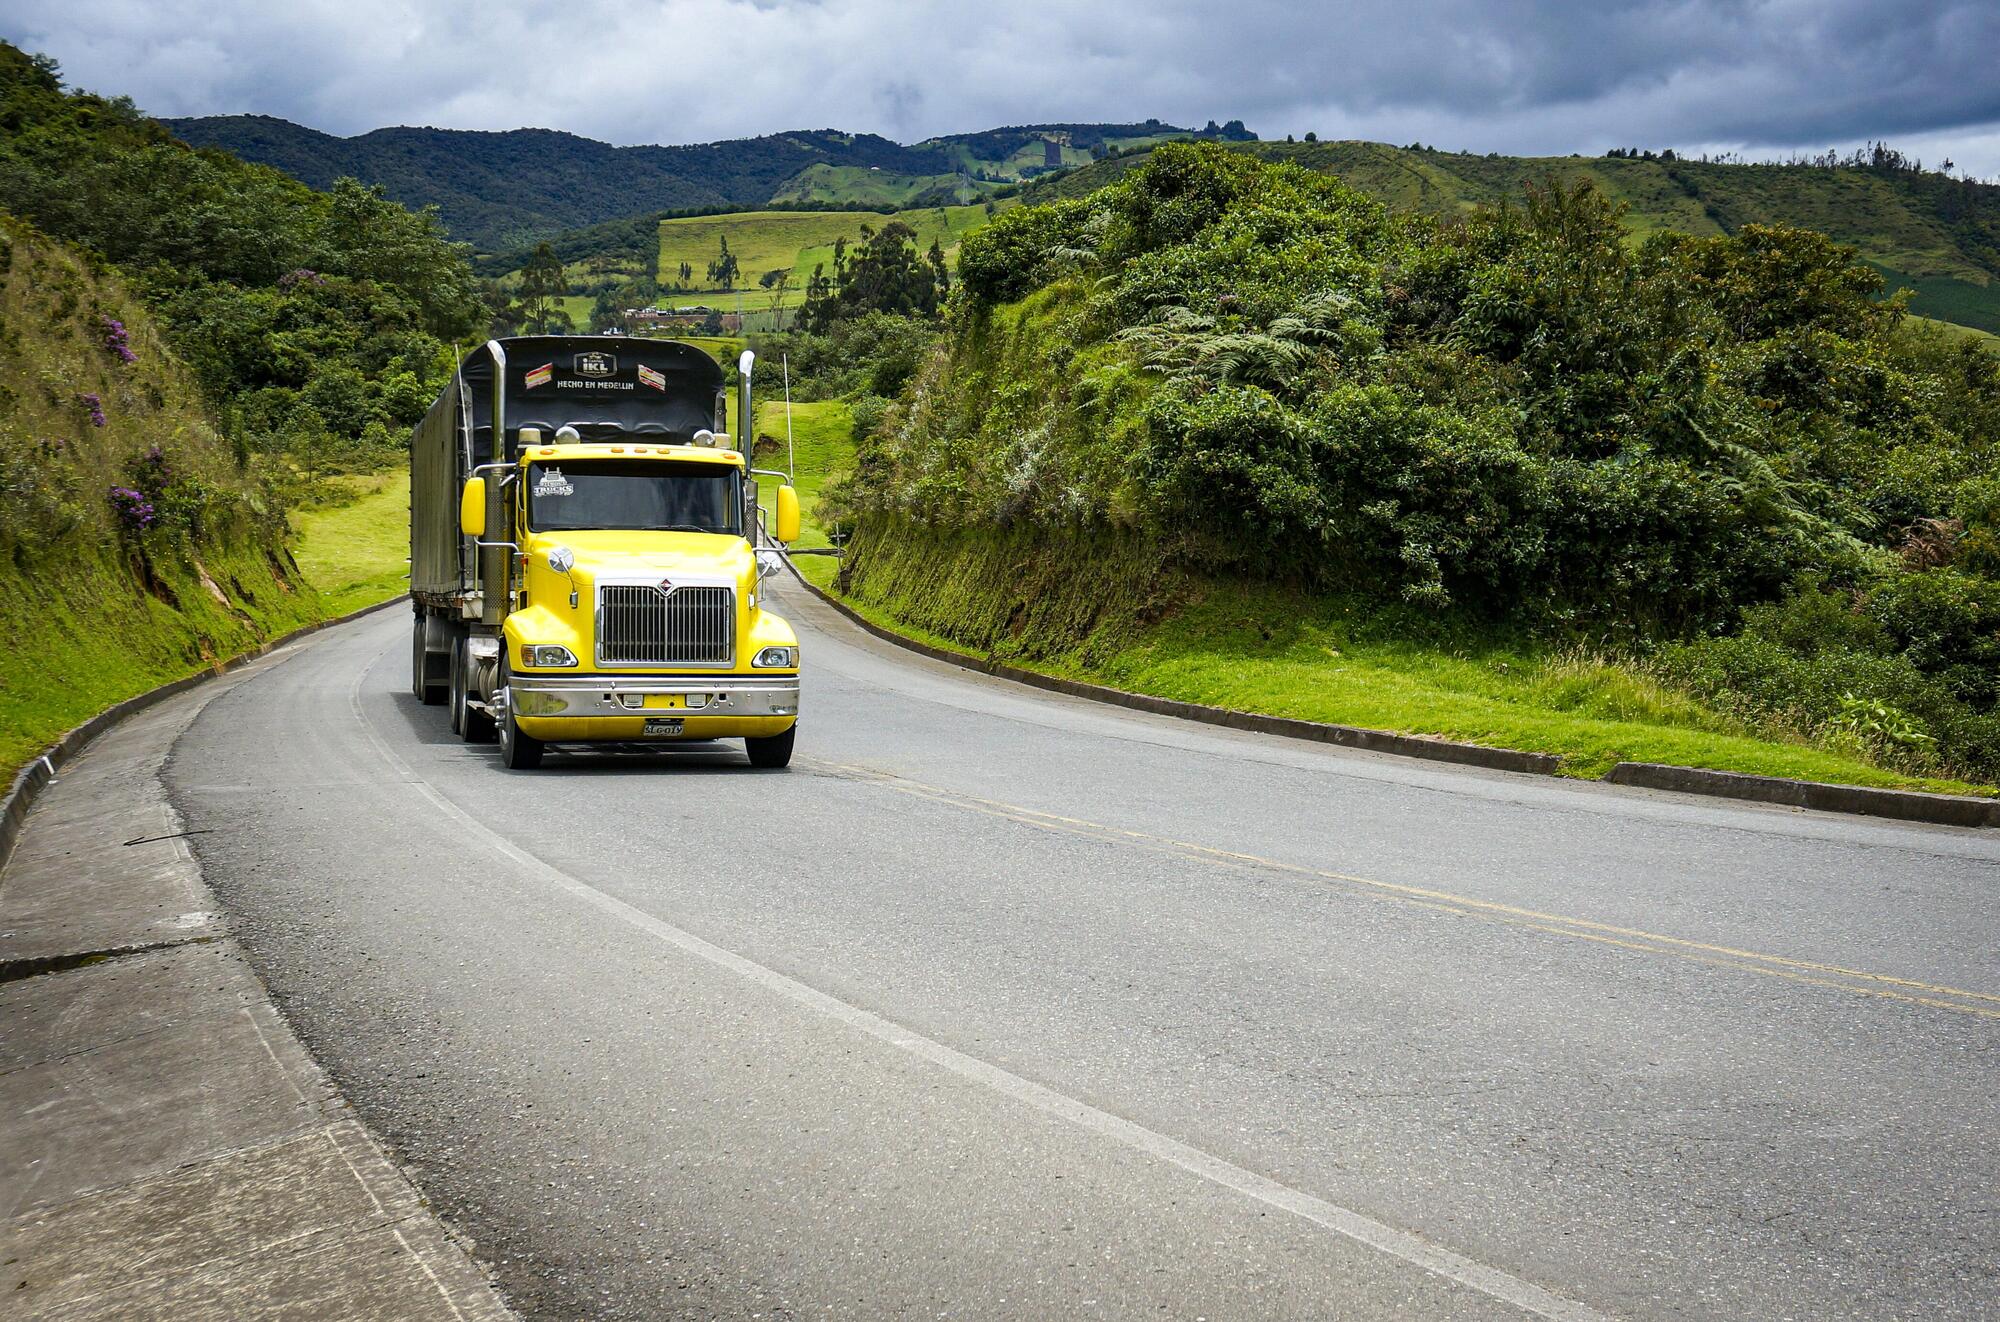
[744,725,795,769]
[495,666,544,769]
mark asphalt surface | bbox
[164,575,2000,1320]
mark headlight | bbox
[752,645,798,668]
[521,644,577,667]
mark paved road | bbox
[164,576,2000,1320]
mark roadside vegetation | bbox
[0,46,481,485]
[0,217,325,780]
[826,144,2000,793]
[1032,139,2000,334]
[0,43,480,779]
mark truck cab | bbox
[409,337,801,769]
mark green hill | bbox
[164,115,1248,252]
[1032,141,2000,332]
[770,164,977,209]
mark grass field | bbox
[657,203,1001,297]
[771,165,984,208]
[290,472,412,616]
[750,399,853,588]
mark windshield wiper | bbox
[643,523,722,533]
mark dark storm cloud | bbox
[7,0,1998,172]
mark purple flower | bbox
[278,268,325,291]
[79,392,106,427]
[109,485,155,531]
[99,315,136,364]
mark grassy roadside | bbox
[825,550,1998,797]
[290,471,412,615]
[751,398,848,589]
[0,473,410,788]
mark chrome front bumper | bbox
[507,674,799,719]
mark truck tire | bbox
[450,637,496,743]
[496,665,544,769]
[744,725,795,769]
[414,614,447,706]
[411,616,429,702]
[448,637,467,737]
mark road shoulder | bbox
[0,665,512,1320]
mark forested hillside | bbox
[1033,140,2000,333]
[0,42,487,774]
[164,117,944,251]
[165,115,1246,251]
[834,144,2000,783]
[0,47,481,467]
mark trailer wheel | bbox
[496,665,544,769]
[414,614,447,706]
[450,637,496,743]
[411,616,430,702]
[744,725,795,769]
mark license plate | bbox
[641,718,684,736]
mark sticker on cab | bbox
[534,467,573,497]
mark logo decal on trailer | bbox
[637,363,666,391]
[575,351,616,377]
[524,362,554,390]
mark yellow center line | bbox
[810,758,2000,1021]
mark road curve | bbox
[164,574,2000,1320]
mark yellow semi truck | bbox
[409,336,800,769]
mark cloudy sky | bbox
[8,0,1999,175]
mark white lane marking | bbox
[344,659,1610,1321]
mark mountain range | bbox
[164,116,1252,251]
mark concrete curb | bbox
[1603,761,2000,828]
[794,570,1998,830]
[0,593,410,873]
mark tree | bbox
[797,262,834,331]
[519,242,569,334]
[796,222,945,333]
[760,266,794,330]
[706,235,739,291]
[926,240,950,300]
[677,260,693,289]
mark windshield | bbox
[526,460,741,534]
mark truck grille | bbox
[597,584,734,666]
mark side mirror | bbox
[774,486,800,544]
[460,478,486,538]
